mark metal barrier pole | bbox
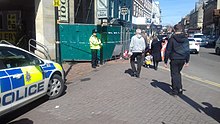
[55,6,61,64]
[120,26,123,58]
[100,23,104,65]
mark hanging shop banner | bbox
[97,0,109,19]
[58,0,69,23]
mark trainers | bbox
[178,89,184,94]
[131,72,137,77]
[169,91,178,96]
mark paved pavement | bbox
[5,59,220,124]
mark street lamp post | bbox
[54,0,61,64]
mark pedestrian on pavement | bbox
[151,35,162,70]
[164,24,190,95]
[161,37,168,61]
[129,28,146,78]
[144,52,153,68]
[89,29,102,68]
[141,30,150,53]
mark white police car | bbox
[0,43,65,116]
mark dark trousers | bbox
[91,49,98,68]
[170,59,185,92]
[153,58,159,70]
[130,53,143,76]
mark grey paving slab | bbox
[7,62,220,124]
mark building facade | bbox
[132,0,152,25]
[188,2,204,33]
[203,0,217,36]
[74,0,94,24]
[180,15,190,32]
[0,0,75,59]
[107,0,133,26]
[151,0,161,25]
[214,0,220,36]
[0,0,163,60]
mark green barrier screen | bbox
[59,24,121,61]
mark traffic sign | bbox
[53,0,60,7]
[121,7,128,15]
[97,0,108,18]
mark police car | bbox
[0,42,65,116]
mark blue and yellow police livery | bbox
[0,43,65,116]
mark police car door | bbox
[0,53,13,116]
[0,46,45,111]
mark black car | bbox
[207,36,218,48]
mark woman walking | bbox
[151,35,162,70]
[161,37,168,61]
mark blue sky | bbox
[159,0,198,26]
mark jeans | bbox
[130,53,143,77]
[170,59,185,92]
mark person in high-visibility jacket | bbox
[89,29,102,68]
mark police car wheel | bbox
[47,74,64,99]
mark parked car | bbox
[206,36,218,48]
[215,36,220,55]
[188,38,200,54]
[193,33,208,47]
[0,42,65,116]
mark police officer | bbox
[89,29,102,68]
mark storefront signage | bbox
[0,32,16,43]
[58,0,69,23]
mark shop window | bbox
[7,14,16,30]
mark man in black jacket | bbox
[164,24,190,96]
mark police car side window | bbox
[0,47,43,69]
[27,53,44,65]
[0,51,6,69]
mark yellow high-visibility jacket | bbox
[89,35,102,49]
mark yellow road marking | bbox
[159,66,220,88]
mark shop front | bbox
[0,0,36,50]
